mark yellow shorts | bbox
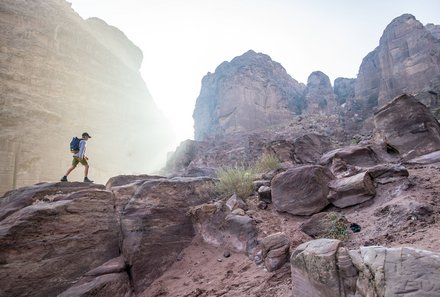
[72,156,88,166]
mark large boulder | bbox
[350,246,440,297]
[258,232,290,272]
[0,182,120,297]
[290,239,355,297]
[271,165,334,215]
[327,172,376,208]
[374,94,440,160]
[300,212,349,239]
[290,239,440,297]
[118,177,216,294]
[189,201,258,254]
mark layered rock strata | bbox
[193,50,306,141]
[352,14,440,124]
[0,0,171,193]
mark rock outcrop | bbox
[303,71,336,114]
[352,14,440,125]
[373,94,440,160]
[0,175,217,297]
[271,165,334,215]
[0,0,171,193]
[193,50,306,141]
[291,239,440,297]
[0,182,120,297]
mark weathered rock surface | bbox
[334,77,356,106]
[226,193,248,211]
[0,182,119,297]
[0,0,171,193]
[303,71,336,114]
[189,201,258,254]
[291,239,349,297]
[374,94,440,160]
[300,212,348,239]
[116,177,216,293]
[292,134,334,164]
[328,172,376,208]
[193,50,306,141]
[352,14,440,127]
[258,232,290,272]
[58,257,132,297]
[271,165,334,215]
[291,239,440,297]
[257,186,272,203]
[350,246,440,297]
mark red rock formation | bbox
[0,0,171,193]
[193,50,306,141]
[352,14,440,126]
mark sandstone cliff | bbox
[0,0,172,193]
[193,50,306,141]
[353,14,440,124]
[192,14,440,142]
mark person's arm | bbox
[78,140,86,159]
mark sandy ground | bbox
[142,162,440,296]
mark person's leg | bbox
[61,157,79,181]
[64,165,76,176]
[84,164,89,177]
[80,158,93,182]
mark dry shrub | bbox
[215,166,255,200]
[254,153,281,173]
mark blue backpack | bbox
[70,137,81,152]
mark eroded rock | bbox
[258,232,290,272]
[374,94,440,160]
[272,165,334,215]
[0,183,119,297]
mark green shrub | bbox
[322,212,349,241]
[254,153,281,173]
[215,166,255,199]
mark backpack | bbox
[70,137,81,152]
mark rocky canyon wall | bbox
[352,14,440,125]
[193,50,306,141]
[192,14,440,144]
[0,0,172,193]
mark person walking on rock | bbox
[61,132,93,183]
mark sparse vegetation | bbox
[215,166,255,200]
[351,135,361,144]
[322,212,349,241]
[254,153,281,173]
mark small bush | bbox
[322,212,349,241]
[215,166,255,200]
[254,153,281,173]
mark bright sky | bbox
[69,0,440,148]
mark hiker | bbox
[60,132,93,183]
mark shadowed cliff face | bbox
[0,0,172,193]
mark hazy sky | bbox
[69,0,440,148]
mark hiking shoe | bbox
[83,177,93,183]
[60,176,68,182]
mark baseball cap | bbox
[82,132,92,138]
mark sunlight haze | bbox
[69,0,440,149]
